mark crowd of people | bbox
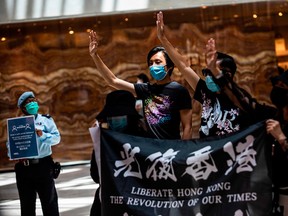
[6,10,288,216]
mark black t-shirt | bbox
[194,79,253,138]
[134,81,192,139]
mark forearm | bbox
[207,64,222,79]
[39,122,61,146]
[91,53,117,84]
[277,136,288,152]
[266,119,288,152]
[159,37,199,90]
[159,37,189,70]
[182,127,192,140]
[40,130,61,146]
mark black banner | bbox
[99,121,272,216]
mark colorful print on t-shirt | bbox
[144,95,172,125]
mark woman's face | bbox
[148,51,167,67]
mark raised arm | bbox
[89,30,135,94]
[156,11,200,91]
[205,38,222,78]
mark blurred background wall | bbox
[1,0,288,170]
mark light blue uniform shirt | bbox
[7,114,61,159]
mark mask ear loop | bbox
[165,65,173,76]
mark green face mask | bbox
[25,101,39,115]
[107,116,128,132]
[205,75,220,92]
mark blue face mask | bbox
[205,75,220,92]
[149,65,167,81]
[107,116,128,132]
[25,101,39,115]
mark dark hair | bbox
[137,73,149,83]
[217,52,237,76]
[271,87,287,107]
[147,46,174,76]
[96,90,141,120]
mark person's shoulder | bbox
[170,81,182,86]
[135,82,149,89]
[38,114,55,122]
[166,81,185,88]
[169,81,191,92]
[41,114,52,119]
[255,103,277,120]
[134,82,149,93]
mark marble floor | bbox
[0,161,98,216]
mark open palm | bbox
[89,30,99,56]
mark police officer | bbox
[7,91,61,216]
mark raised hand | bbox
[205,38,218,74]
[266,119,286,142]
[156,11,165,41]
[89,30,99,56]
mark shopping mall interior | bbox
[1,0,288,169]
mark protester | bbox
[156,11,276,138]
[89,30,193,140]
[6,91,61,216]
[90,90,147,215]
[156,10,277,215]
[267,72,288,216]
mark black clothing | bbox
[194,78,277,138]
[90,150,101,216]
[90,117,148,216]
[134,81,192,139]
[15,156,59,216]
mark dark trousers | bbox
[15,156,59,216]
[90,187,101,216]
